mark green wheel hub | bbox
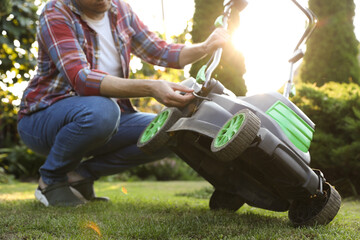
[140,110,170,143]
[213,113,245,148]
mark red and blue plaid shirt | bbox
[19,0,184,120]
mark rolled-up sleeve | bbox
[39,5,106,96]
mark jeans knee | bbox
[77,97,120,138]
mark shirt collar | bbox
[65,0,118,19]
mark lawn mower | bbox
[137,0,341,227]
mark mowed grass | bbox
[0,181,359,239]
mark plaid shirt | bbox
[19,0,184,120]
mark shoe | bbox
[35,182,85,207]
[69,178,109,202]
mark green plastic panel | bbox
[214,15,224,28]
[196,65,207,84]
[266,101,314,152]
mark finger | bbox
[214,28,229,38]
[165,97,193,108]
[170,82,194,93]
[169,91,194,103]
[166,91,195,107]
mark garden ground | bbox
[0,181,359,239]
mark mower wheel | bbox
[211,109,260,162]
[288,182,341,227]
[209,190,245,212]
[137,107,182,154]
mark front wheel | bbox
[209,190,245,212]
[137,107,182,154]
[211,109,261,162]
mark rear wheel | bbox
[288,182,341,227]
[137,107,182,154]
[211,109,260,162]
[209,190,245,212]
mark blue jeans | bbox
[17,96,170,185]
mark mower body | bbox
[167,77,320,212]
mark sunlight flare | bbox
[84,221,102,237]
[121,186,128,195]
[231,0,309,95]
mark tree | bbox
[190,0,247,96]
[300,0,360,86]
[0,0,12,17]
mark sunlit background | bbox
[4,0,359,99]
[127,0,360,96]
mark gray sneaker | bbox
[69,178,109,202]
[35,182,85,207]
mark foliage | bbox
[291,82,360,197]
[0,165,14,183]
[0,90,18,148]
[102,156,200,182]
[0,142,45,181]
[0,0,38,86]
[127,157,200,181]
[0,0,40,147]
[0,0,12,17]
[0,0,41,180]
[301,0,360,86]
[190,0,247,96]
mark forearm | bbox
[100,75,155,98]
[178,43,207,68]
[99,75,195,107]
[178,28,229,68]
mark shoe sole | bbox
[35,188,49,207]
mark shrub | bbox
[0,90,19,148]
[101,156,200,182]
[291,82,360,197]
[0,142,45,181]
[129,157,200,181]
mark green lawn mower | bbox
[137,0,341,227]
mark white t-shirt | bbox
[82,11,122,77]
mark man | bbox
[17,0,229,207]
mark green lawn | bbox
[0,181,359,239]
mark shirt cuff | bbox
[167,44,185,69]
[76,68,108,96]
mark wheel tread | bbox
[211,109,261,162]
[289,183,341,226]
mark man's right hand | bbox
[100,75,195,108]
[151,80,195,108]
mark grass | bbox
[0,181,359,239]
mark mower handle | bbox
[204,2,234,87]
[284,0,318,98]
[290,0,317,52]
[204,0,248,87]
